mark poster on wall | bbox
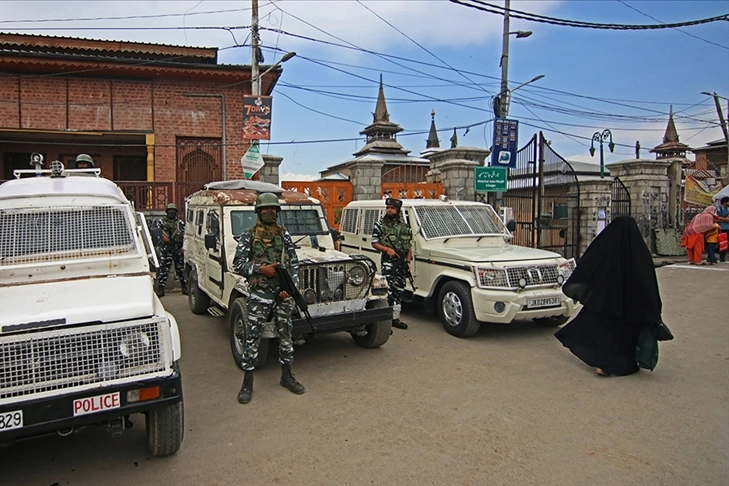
[242,95,272,140]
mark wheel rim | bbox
[442,291,463,327]
[233,314,244,354]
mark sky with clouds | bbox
[1,0,727,180]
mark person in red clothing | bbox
[681,206,716,265]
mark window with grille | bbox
[0,205,134,265]
[414,205,506,239]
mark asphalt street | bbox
[1,262,728,485]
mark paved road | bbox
[2,263,728,485]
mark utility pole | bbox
[251,0,260,97]
[498,0,511,119]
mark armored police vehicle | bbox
[183,180,392,368]
[339,198,578,337]
[0,157,184,456]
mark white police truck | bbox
[0,156,184,456]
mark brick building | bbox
[0,33,279,209]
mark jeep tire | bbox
[438,281,480,337]
[229,298,269,369]
[146,399,184,457]
[188,268,210,315]
[350,299,391,348]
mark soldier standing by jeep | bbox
[232,192,305,404]
[155,203,188,297]
[372,197,412,330]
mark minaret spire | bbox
[426,110,440,149]
[373,74,390,123]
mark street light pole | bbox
[589,129,615,179]
[499,0,511,118]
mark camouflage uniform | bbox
[232,220,299,371]
[155,216,187,293]
[372,213,412,314]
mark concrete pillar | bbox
[260,154,283,185]
[575,179,613,256]
[606,158,671,253]
[348,159,384,200]
[424,146,490,201]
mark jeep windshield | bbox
[0,205,135,265]
[230,204,330,236]
[414,204,509,240]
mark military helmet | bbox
[75,153,95,168]
[166,203,178,211]
[385,197,402,210]
[255,193,281,212]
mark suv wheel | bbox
[229,298,269,369]
[188,268,210,315]
[350,299,391,348]
[146,400,184,457]
[438,281,480,337]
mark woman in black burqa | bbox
[555,216,663,376]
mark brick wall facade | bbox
[0,73,253,184]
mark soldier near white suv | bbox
[0,158,184,456]
[339,198,578,337]
[183,180,392,368]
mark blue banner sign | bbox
[491,118,519,169]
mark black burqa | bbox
[555,216,663,376]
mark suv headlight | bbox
[348,266,367,286]
[557,258,576,284]
[476,267,509,288]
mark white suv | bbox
[0,159,184,456]
[183,180,392,368]
[339,198,578,337]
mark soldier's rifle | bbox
[392,251,416,290]
[275,264,315,333]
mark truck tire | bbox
[188,268,210,315]
[534,315,569,327]
[438,281,480,337]
[146,400,184,457]
[350,299,391,348]
[229,298,269,369]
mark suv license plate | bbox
[0,410,23,431]
[527,296,561,308]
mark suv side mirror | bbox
[204,233,217,250]
[506,219,516,232]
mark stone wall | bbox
[424,146,489,201]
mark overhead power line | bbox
[449,0,729,31]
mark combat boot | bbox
[237,371,254,404]
[280,364,305,394]
[392,318,408,329]
[155,285,165,298]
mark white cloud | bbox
[280,172,317,181]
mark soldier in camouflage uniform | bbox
[232,193,305,404]
[155,203,188,297]
[372,197,412,330]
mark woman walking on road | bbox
[555,216,664,377]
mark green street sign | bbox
[474,167,507,192]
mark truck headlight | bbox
[476,267,508,288]
[348,266,367,286]
[558,258,576,283]
[119,332,151,358]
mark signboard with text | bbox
[242,95,272,140]
[491,118,518,169]
[474,166,508,192]
[241,141,265,179]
